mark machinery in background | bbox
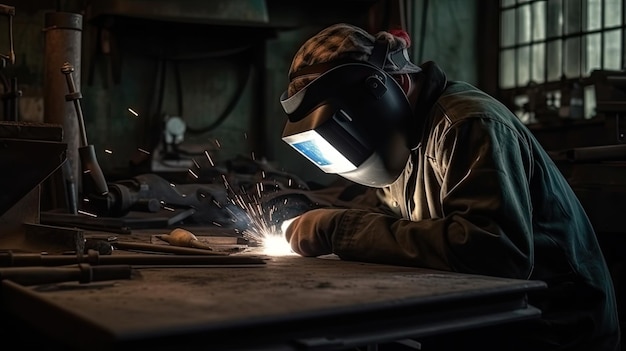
[553,69,626,235]
[0,4,20,122]
[0,4,85,255]
[537,69,626,336]
[150,115,197,173]
[43,156,313,235]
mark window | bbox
[498,0,625,123]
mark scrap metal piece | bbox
[0,263,132,286]
[113,241,230,256]
[0,250,267,267]
[22,223,84,254]
[0,138,66,217]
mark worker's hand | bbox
[282,208,346,257]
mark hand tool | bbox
[155,227,215,250]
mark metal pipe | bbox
[43,11,83,208]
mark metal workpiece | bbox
[0,137,66,217]
[0,263,132,286]
[43,11,83,209]
[0,122,79,255]
[0,250,267,267]
[0,256,546,350]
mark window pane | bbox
[605,0,622,28]
[564,37,582,77]
[518,4,532,44]
[585,33,602,74]
[564,0,582,34]
[547,0,563,38]
[500,49,516,88]
[501,0,515,8]
[518,46,531,86]
[533,1,546,41]
[604,29,622,69]
[532,43,546,82]
[501,9,516,46]
[547,40,563,81]
[586,0,602,31]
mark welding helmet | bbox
[280,42,413,188]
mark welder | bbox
[279,23,620,351]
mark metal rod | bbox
[0,263,132,286]
[0,250,267,267]
[61,62,88,147]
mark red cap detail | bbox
[389,28,411,48]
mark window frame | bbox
[494,0,626,123]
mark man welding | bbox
[279,23,620,351]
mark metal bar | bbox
[0,250,267,267]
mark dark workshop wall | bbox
[0,0,479,186]
[266,0,479,185]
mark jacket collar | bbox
[408,61,447,149]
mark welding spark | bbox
[204,150,215,166]
[188,169,199,179]
[104,149,113,154]
[78,210,97,217]
[215,173,295,256]
[138,148,150,154]
[259,232,295,256]
[128,107,139,117]
[215,139,221,148]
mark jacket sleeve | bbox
[328,116,536,279]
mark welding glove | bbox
[282,208,346,257]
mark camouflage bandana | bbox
[287,23,422,97]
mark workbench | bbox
[0,248,547,351]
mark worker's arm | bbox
[285,117,536,280]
